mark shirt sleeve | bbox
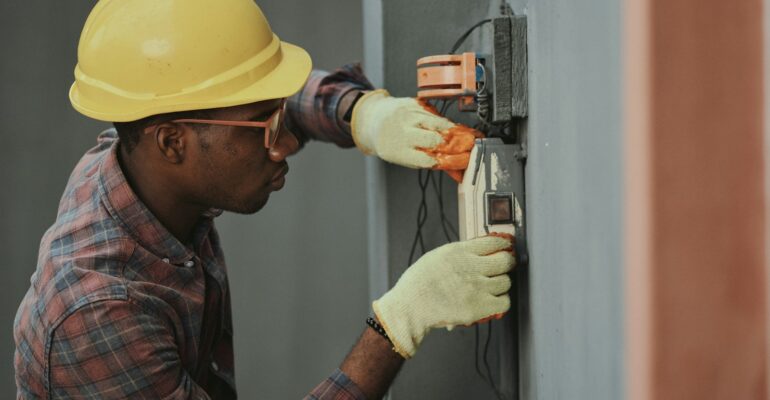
[48,300,210,400]
[285,63,375,148]
[304,369,367,400]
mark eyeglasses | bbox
[144,99,287,149]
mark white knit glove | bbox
[350,89,482,178]
[373,235,515,359]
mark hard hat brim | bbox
[69,41,312,122]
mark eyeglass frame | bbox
[143,99,287,149]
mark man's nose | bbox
[268,127,299,162]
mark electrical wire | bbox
[407,169,432,266]
[406,19,510,400]
[430,172,459,242]
[446,17,497,129]
[476,62,491,128]
[407,99,438,267]
[450,19,492,55]
[474,324,485,380]
[483,322,507,400]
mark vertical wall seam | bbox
[624,0,652,398]
[362,0,390,302]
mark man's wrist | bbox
[366,316,392,344]
[338,321,406,399]
[338,89,367,126]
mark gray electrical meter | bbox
[458,138,526,260]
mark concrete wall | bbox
[219,2,368,398]
[523,0,623,398]
[372,0,624,398]
[0,1,367,398]
[0,2,106,396]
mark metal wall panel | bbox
[522,0,624,399]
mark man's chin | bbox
[223,194,270,215]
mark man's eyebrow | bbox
[247,105,280,122]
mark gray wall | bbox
[0,1,367,398]
[373,0,624,398]
[0,2,107,396]
[522,0,623,398]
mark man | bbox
[13,0,515,398]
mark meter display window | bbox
[487,194,514,225]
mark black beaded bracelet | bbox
[366,317,391,343]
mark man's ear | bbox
[150,123,188,164]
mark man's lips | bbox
[270,164,289,189]
[272,164,289,181]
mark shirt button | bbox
[184,260,195,268]
[211,361,219,372]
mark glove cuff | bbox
[372,288,428,360]
[350,89,391,155]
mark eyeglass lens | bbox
[268,115,280,146]
[266,106,285,147]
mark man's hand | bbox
[350,89,483,181]
[372,235,515,359]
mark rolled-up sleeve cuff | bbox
[303,368,367,400]
[286,63,375,148]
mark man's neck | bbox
[118,144,207,245]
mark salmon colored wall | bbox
[625,0,768,399]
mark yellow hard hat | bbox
[69,0,312,122]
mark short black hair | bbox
[113,109,213,153]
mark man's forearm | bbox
[340,319,405,400]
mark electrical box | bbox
[458,138,525,248]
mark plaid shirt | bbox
[286,63,373,147]
[14,65,372,400]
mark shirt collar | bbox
[97,139,219,264]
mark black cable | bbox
[407,99,448,267]
[407,169,432,266]
[439,98,456,116]
[442,175,460,238]
[483,323,494,386]
[474,324,485,381]
[430,172,459,242]
[426,98,459,244]
[417,172,429,254]
[483,323,506,400]
[450,19,492,55]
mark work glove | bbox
[350,89,483,182]
[373,234,515,359]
